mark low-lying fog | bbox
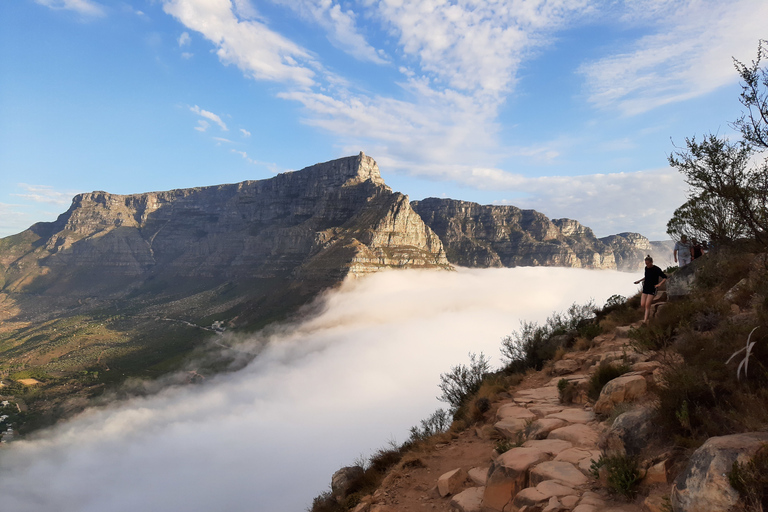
[0,267,640,511]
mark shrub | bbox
[437,352,490,413]
[588,361,631,401]
[629,324,675,352]
[591,454,643,499]
[728,444,768,512]
[558,378,578,404]
[408,408,450,443]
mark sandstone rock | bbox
[527,418,568,440]
[512,487,549,511]
[542,496,565,512]
[594,375,647,415]
[468,467,489,486]
[552,359,580,376]
[562,495,580,509]
[546,409,595,424]
[548,424,600,448]
[515,387,560,405]
[482,448,551,512]
[530,461,589,488]
[529,405,565,417]
[332,466,365,499]
[497,404,537,422]
[522,439,574,457]
[724,278,749,303]
[555,448,601,475]
[642,460,668,486]
[450,486,484,512]
[671,432,768,512]
[599,406,655,457]
[599,232,672,271]
[438,468,468,497]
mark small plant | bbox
[588,361,631,401]
[629,324,674,352]
[408,408,450,443]
[728,444,768,512]
[604,294,627,309]
[438,352,491,412]
[495,430,525,454]
[726,327,762,380]
[558,378,578,404]
[590,454,643,499]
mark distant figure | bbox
[691,238,703,260]
[702,240,709,254]
[634,255,668,324]
[674,235,692,267]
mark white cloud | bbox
[190,105,228,131]
[0,267,639,512]
[272,0,388,64]
[34,0,105,17]
[488,166,688,239]
[194,119,209,132]
[163,0,318,87]
[181,51,194,59]
[11,184,76,205]
[239,128,251,137]
[580,0,768,115]
[213,137,233,143]
[178,31,191,46]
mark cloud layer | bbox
[0,267,639,512]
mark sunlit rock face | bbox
[411,198,616,269]
[0,153,449,324]
[599,232,674,271]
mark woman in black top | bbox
[634,255,667,324]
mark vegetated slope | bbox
[0,153,449,431]
[412,198,671,271]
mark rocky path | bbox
[351,324,667,512]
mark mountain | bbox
[411,198,616,269]
[599,232,675,271]
[0,153,670,432]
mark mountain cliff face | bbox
[599,232,675,271]
[2,153,448,304]
[411,198,616,269]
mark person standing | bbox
[691,238,703,260]
[634,255,668,324]
[674,235,692,267]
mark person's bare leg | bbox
[641,294,652,323]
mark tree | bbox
[667,40,768,250]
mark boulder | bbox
[495,405,537,439]
[594,375,647,415]
[548,424,600,448]
[332,466,365,500]
[468,466,489,486]
[438,467,468,497]
[546,409,595,424]
[527,418,568,440]
[522,439,574,457]
[482,447,550,512]
[555,448,601,474]
[450,486,484,512]
[529,461,589,488]
[552,359,580,376]
[642,460,669,485]
[671,432,768,511]
[599,406,655,457]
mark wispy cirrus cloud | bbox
[580,0,768,115]
[271,0,388,64]
[34,0,105,17]
[190,105,228,131]
[12,184,77,205]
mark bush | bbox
[558,378,578,404]
[408,409,450,443]
[501,301,597,373]
[437,352,490,413]
[588,361,631,401]
[591,454,643,499]
[729,444,768,512]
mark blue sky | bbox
[1,0,765,240]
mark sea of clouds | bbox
[0,267,641,511]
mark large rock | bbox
[599,406,655,457]
[411,198,616,269]
[594,375,647,415]
[482,447,550,512]
[332,466,365,500]
[439,468,469,497]
[450,486,484,512]
[548,424,600,448]
[671,432,768,511]
[529,461,590,488]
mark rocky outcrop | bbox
[411,198,616,269]
[671,432,768,512]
